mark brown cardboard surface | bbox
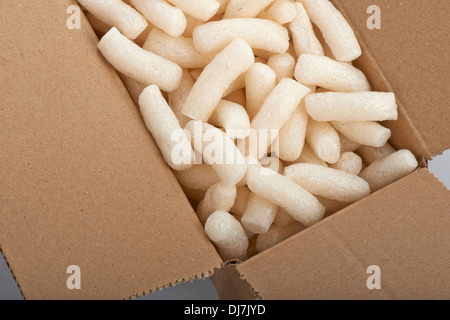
[335,0,450,159]
[0,0,221,299]
[237,169,450,300]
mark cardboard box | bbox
[0,0,448,300]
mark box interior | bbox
[0,0,448,300]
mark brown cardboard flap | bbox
[210,263,256,300]
[0,1,221,299]
[334,0,450,159]
[237,169,450,300]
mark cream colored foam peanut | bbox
[98,28,182,92]
[197,183,237,224]
[130,0,187,37]
[259,0,298,25]
[305,92,398,122]
[295,54,371,92]
[182,39,254,122]
[224,0,275,19]
[174,164,219,191]
[193,18,289,54]
[167,70,195,128]
[286,143,328,167]
[205,211,249,260]
[284,163,370,203]
[185,121,247,187]
[306,119,341,164]
[274,102,309,162]
[230,186,251,216]
[209,100,251,139]
[79,0,148,40]
[329,152,363,176]
[359,150,418,192]
[339,133,362,153]
[289,2,323,57]
[245,63,277,120]
[300,0,361,61]
[143,28,216,69]
[332,121,391,148]
[247,165,325,226]
[256,223,305,253]
[242,193,278,234]
[166,0,220,21]
[358,143,396,164]
[243,79,311,159]
[139,85,193,171]
[267,53,296,83]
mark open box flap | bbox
[0,1,221,299]
[237,169,450,299]
[334,0,450,159]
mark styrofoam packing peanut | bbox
[306,92,398,122]
[300,0,361,61]
[240,78,311,159]
[339,133,362,153]
[359,150,418,193]
[286,41,297,60]
[259,0,298,25]
[224,0,275,19]
[143,28,217,69]
[245,63,277,121]
[284,143,328,167]
[98,28,182,92]
[273,208,295,227]
[174,164,220,191]
[182,39,254,122]
[197,182,237,224]
[230,186,251,216]
[284,163,370,203]
[79,0,148,40]
[167,70,195,128]
[242,192,278,234]
[224,89,247,107]
[295,54,371,92]
[185,121,247,187]
[289,2,324,57]
[267,53,296,83]
[139,85,194,171]
[253,48,275,61]
[247,165,325,226]
[223,72,247,97]
[306,119,341,164]
[316,196,348,217]
[273,101,309,162]
[192,18,289,54]
[358,143,396,165]
[130,0,187,37]
[209,100,251,139]
[256,222,305,253]
[332,121,392,148]
[205,211,249,261]
[329,152,363,176]
[166,0,220,22]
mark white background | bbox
[1,150,449,300]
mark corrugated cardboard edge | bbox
[0,0,222,300]
[210,261,256,300]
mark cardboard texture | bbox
[237,169,450,300]
[0,0,448,300]
[0,1,221,299]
